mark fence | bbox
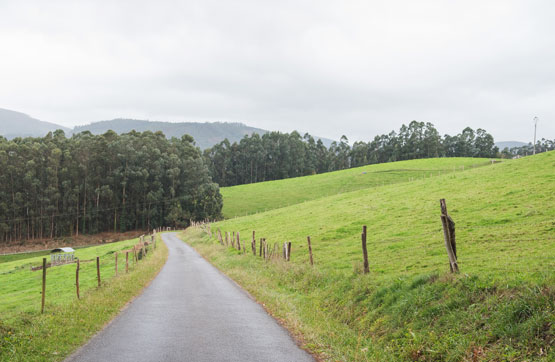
[193,199,554,277]
[0,233,160,314]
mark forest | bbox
[0,130,222,243]
[204,121,503,187]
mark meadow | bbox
[183,152,555,361]
[221,157,494,218]
[0,235,167,361]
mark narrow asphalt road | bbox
[66,233,314,362]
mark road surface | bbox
[66,233,314,362]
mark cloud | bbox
[0,0,553,142]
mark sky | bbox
[1,0,554,143]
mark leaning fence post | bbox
[307,236,314,266]
[76,259,80,299]
[440,199,459,273]
[41,258,46,313]
[362,226,369,274]
[96,256,101,287]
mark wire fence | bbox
[201,200,555,278]
[0,232,162,314]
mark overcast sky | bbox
[1,0,554,142]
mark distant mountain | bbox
[74,119,269,149]
[0,108,70,138]
[495,141,527,150]
[0,108,335,149]
[75,119,335,149]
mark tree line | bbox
[203,121,500,187]
[0,130,222,243]
[499,139,555,158]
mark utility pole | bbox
[533,116,538,155]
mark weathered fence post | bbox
[96,256,101,287]
[76,259,80,299]
[125,252,129,273]
[362,226,369,274]
[236,232,241,251]
[307,236,314,266]
[283,242,287,259]
[263,240,267,259]
[287,242,292,262]
[252,231,256,255]
[259,238,263,257]
[440,199,459,273]
[41,258,46,313]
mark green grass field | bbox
[183,152,555,361]
[221,158,494,218]
[0,235,167,361]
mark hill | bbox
[0,108,70,138]
[495,140,527,149]
[0,109,335,149]
[74,119,271,149]
[221,157,494,218]
[183,152,555,361]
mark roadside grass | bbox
[181,152,555,361]
[0,234,168,362]
[221,157,494,218]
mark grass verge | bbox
[0,235,168,362]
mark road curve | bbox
[66,233,314,362]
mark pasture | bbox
[184,152,555,361]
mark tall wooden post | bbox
[96,256,101,287]
[41,258,46,313]
[307,236,314,266]
[236,232,241,251]
[76,259,80,299]
[362,226,369,274]
[440,199,459,273]
[252,231,256,255]
[125,252,129,273]
[259,238,263,257]
[287,242,292,262]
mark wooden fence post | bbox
[307,236,314,266]
[252,231,256,255]
[362,226,369,274]
[41,258,46,313]
[236,232,241,251]
[440,199,459,273]
[259,238,263,257]
[96,256,101,287]
[115,252,118,276]
[263,240,267,259]
[287,242,292,262]
[126,252,129,273]
[283,242,287,260]
[76,259,80,299]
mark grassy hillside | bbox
[182,152,555,361]
[0,236,167,361]
[221,158,494,218]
